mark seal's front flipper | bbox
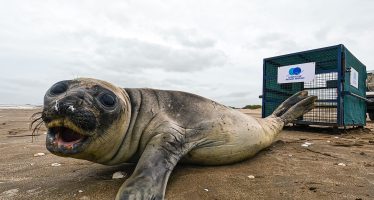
[116,131,193,200]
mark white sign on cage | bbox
[277,62,316,83]
[350,67,359,89]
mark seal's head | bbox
[42,78,131,163]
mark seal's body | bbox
[41,78,316,200]
[119,88,284,166]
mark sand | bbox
[0,108,374,200]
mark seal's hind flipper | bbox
[271,90,317,124]
[279,94,317,124]
[272,90,309,117]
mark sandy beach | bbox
[1,108,374,200]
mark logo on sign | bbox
[286,67,304,81]
[288,67,302,75]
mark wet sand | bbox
[1,108,374,200]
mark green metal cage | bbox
[262,44,367,127]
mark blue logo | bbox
[288,67,302,75]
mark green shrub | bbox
[242,105,262,109]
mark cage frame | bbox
[261,44,367,127]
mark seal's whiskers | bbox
[30,111,44,142]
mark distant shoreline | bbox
[0,104,42,109]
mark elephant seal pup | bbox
[41,78,316,200]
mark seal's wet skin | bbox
[41,78,317,200]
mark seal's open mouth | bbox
[51,126,86,144]
[46,119,89,154]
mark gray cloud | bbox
[244,32,301,55]
[1,0,374,108]
[63,31,227,73]
[161,28,216,49]
[94,37,227,72]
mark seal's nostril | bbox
[75,89,86,100]
[77,93,85,100]
[54,100,74,114]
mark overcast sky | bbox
[0,0,373,107]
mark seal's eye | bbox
[99,93,116,107]
[49,82,68,95]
